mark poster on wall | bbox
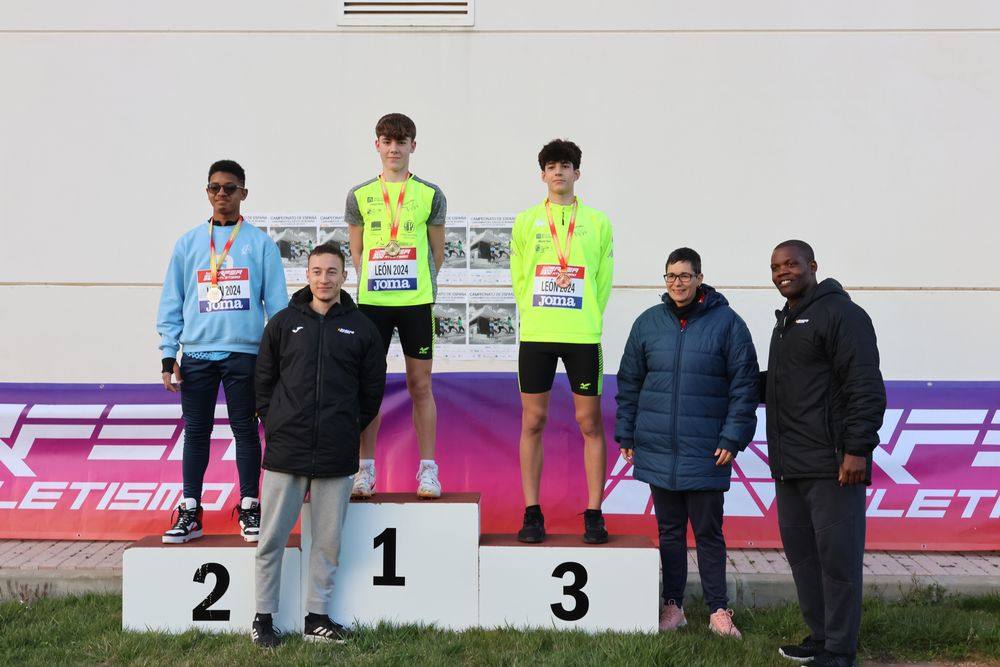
[433,288,469,359]
[318,214,356,287]
[266,214,318,284]
[438,215,469,285]
[467,288,518,359]
[468,215,514,285]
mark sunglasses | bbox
[207,183,244,195]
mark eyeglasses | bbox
[664,273,696,284]
[207,183,244,195]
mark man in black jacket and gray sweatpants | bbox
[251,243,386,647]
[765,240,886,667]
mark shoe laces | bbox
[711,608,736,630]
[170,505,198,530]
[416,462,439,486]
[357,465,375,484]
[232,504,260,527]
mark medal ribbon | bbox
[208,217,243,287]
[544,198,578,272]
[379,173,410,244]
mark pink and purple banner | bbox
[1,376,998,550]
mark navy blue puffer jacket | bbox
[615,286,759,491]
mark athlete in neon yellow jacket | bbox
[511,138,616,547]
[510,199,614,344]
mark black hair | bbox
[774,239,815,263]
[376,113,417,141]
[308,243,346,268]
[538,139,582,171]
[666,247,702,275]
[208,160,245,186]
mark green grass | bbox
[0,591,998,666]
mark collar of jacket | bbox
[775,277,849,326]
[661,284,727,323]
[289,285,358,318]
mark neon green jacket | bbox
[510,199,614,344]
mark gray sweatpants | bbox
[254,470,352,615]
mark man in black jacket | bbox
[251,243,386,647]
[765,240,886,667]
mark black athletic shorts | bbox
[518,342,603,396]
[358,303,434,360]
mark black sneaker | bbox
[810,652,857,667]
[162,499,203,544]
[778,636,825,662]
[303,613,351,643]
[517,506,545,543]
[234,497,260,542]
[583,509,609,544]
[251,613,281,648]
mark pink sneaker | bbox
[708,608,742,639]
[658,600,687,631]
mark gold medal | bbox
[207,285,223,303]
[385,239,401,257]
[555,271,572,289]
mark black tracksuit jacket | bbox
[764,279,886,482]
[255,287,386,478]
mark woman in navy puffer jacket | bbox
[615,247,759,637]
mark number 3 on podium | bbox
[551,561,589,621]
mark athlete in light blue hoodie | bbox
[156,160,287,543]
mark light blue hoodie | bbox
[157,221,287,358]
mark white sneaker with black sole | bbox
[235,496,261,542]
[303,613,351,643]
[162,498,203,544]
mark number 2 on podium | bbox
[373,527,406,586]
[192,562,231,621]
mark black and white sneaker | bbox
[162,498,203,544]
[251,613,281,648]
[517,506,545,543]
[583,509,609,544]
[779,635,825,662]
[235,497,260,542]
[303,613,351,643]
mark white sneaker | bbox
[352,464,375,498]
[416,462,441,499]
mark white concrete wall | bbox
[1,2,997,382]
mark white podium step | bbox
[122,535,301,633]
[478,534,660,633]
[301,493,480,630]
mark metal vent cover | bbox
[338,1,475,27]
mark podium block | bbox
[301,493,479,630]
[478,534,660,633]
[122,535,301,633]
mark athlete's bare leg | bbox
[519,391,551,506]
[572,393,606,510]
[359,413,380,460]
[405,356,436,460]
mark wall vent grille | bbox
[338,1,474,27]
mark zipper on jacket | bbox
[670,318,686,489]
[312,313,326,477]
[774,312,787,480]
